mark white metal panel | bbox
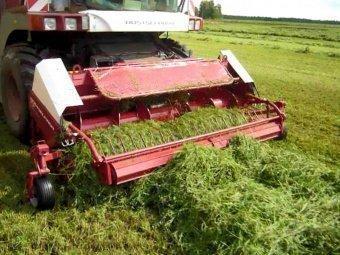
[220,50,254,84]
[32,58,83,124]
[27,0,49,12]
[188,0,196,16]
[81,10,189,32]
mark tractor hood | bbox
[80,10,189,32]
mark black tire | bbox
[277,126,288,140]
[0,44,41,143]
[33,176,56,210]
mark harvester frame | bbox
[1,0,286,210]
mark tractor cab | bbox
[77,0,179,12]
[8,0,202,33]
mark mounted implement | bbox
[0,0,286,209]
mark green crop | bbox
[131,136,339,254]
[89,107,247,156]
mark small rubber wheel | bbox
[0,44,41,143]
[31,177,56,210]
[277,126,288,140]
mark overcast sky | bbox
[192,0,340,21]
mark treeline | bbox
[222,15,340,25]
[198,1,222,19]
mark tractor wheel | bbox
[31,176,56,210]
[0,44,41,143]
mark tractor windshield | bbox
[85,0,180,12]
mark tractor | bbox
[0,0,286,209]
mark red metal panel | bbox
[26,0,37,8]
[88,59,235,100]
[28,13,86,31]
[26,0,48,11]
[29,93,61,147]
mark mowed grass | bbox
[0,19,339,254]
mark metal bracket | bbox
[61,138,75,147]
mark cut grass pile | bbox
[61,131,339,254]
[62,107,247,207]
[131,136,339,254]
[1,134,338,254]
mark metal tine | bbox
[187,118,200,136]
[103,133,116,154]
[210,115,222,131]
[247,107,256,121]
[182,122,193,137]
[250,109,256,120]
[248,105,257,120]
[251,110,257,121]
[228,112,237,125]
[253,104,261,120]
[139,131,148,148]
[150,125,168,143]
[163,126,177,142]
[158,128,168,143]
[197,114,210,133]
[172,122,185,139]
[218,111,232,127]
[266,103,271,117]
[96,139,105,156]
[157,128,166,143]
[212,111,230,126]
[222,111,232,126]
[126,130,139,150]
[114,133,127,153]
[145,128,159,144]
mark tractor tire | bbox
[32,176,56,210]
[0,44,41,143]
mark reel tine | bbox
[197,114,209,132]
[162,123,175,142]
[158,129,167,143]
[146,129,156,145]
[181,122,191,137]
[127,130,138,150]
[104,133,115,154]
[166,124,178,142]
[139,131,148,148]
[151,125,167,143]
[115,133,127,153]
[170,126,179,140]
[213,115,222,130]
[189,118,200,136]
[173,123,183,139]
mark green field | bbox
[172,19,340,164]
[0,19,339,254]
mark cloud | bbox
[193,0,340,21]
